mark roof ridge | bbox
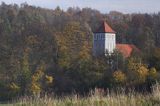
[104,21,115,33]
[96,21,115,33]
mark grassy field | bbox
[2,83,160,106]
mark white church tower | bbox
[93,21,116,56]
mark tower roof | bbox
[96,21,115,33]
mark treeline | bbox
[0,2,160,100]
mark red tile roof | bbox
[116,44,140,58]
[96,21,115,33]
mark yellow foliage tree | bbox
[113,70,126,84]
[136,65,149,83]
[55,22,90,69]
[30,82,41,95]
[79,41,91,61]
[45,75,54,84]
[127,58,149,84]
[8,82,20,98]
[29,63,54,95]
[29,65,45,95]
[9,82,20,92]
[55,32,70,68]
[149,67,158,80]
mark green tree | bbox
[17,50,31,95]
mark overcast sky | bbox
[0,0,160,13]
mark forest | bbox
[0,2,160,101]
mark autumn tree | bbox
[127,58,149,85]
[113,70,126,85]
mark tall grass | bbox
[11,83,160,106]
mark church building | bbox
[93,21,139,58]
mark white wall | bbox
[105,33,116,54]
[93,33,116,56]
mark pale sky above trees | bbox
[0,0,159,13]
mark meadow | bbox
[1,83,160,106]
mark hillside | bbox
[0,2,160,101]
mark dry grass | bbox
[4,83,160,106]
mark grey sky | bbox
[0,0,160,13]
